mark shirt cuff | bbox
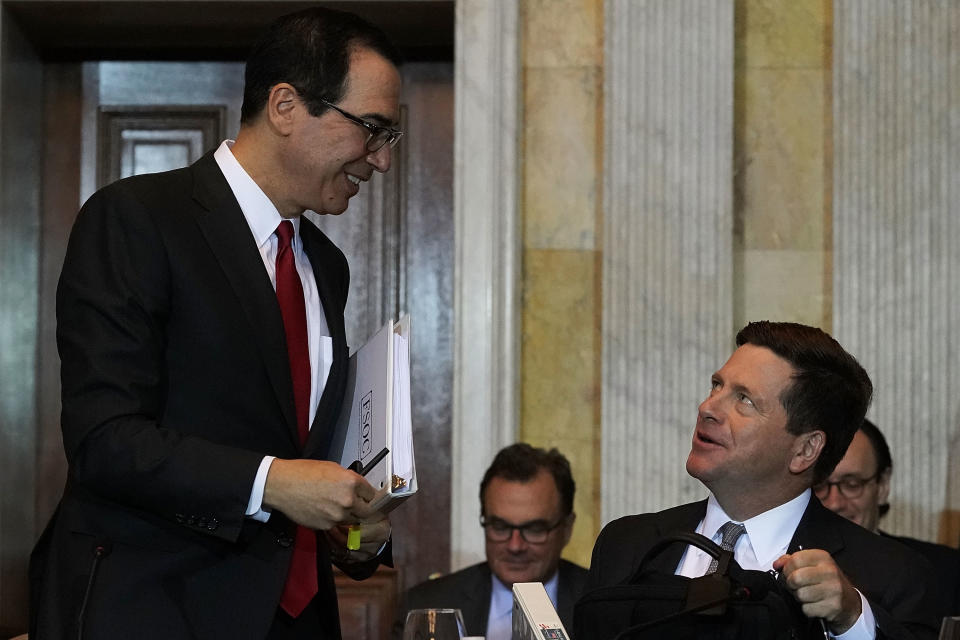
[245,456,276,522]
[830,590,876,640]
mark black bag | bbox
[573,532,821,640]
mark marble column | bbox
[450,0,521,569]
[833,1,960,544]
[602,0,735,523]
[0,8,43,625]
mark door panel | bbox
[312,63,455,605]
[98,104,226,184]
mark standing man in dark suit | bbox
[818,418,960,619]
[30,7,404,639]
[581,321,939,639]
[397,444,588,639]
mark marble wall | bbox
[735,0,831,331]
[600,0,735,524]
[832,0,960,545]
[466,0,959,573]
[519,0,604,567]
[451,0,522,570]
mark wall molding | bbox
[602,0,735,524]
[450,0,521,569]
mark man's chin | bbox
[685,452,708,480]
[315,205,348,216]
[493,566,537,586]
[313,195,351,216]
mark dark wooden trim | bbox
[335,567,398,640]
[96,104,225,188]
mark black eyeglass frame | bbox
[813,472,881,500]
[479,514,569,544]
[318,97,403,152]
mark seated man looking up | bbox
[817,418,960,619]
[582,321,939,639]
[397,443,587,639]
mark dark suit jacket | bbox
[582,497,939,640]
[396,560,588,638]
[30,152,383,640]
[881,531,960,618]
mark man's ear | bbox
[789,430,825,475]
[561,513,576,546]
[265,83,300,135]
[877,467,892,505]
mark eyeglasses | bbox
[480,515,568,544]
[319,98,403,152]
[813,473,880,500]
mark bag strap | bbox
[630,532,732,583]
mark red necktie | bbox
[275,220,318,618]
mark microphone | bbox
[77,538,113,640]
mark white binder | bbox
[329,315,417,512]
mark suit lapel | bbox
[557,561,585,632]
[300,219,350,458]
[466,564,493,634]
[788,495,845,556]
[557,562,575,623]
[189,153,300,448]
[644,501,708,573]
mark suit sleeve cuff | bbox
[245,456,275,522]
[830,590,876,640]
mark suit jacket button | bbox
[186,515,196,526]
[175,513,185,524]
[277,534,293,548]
[207,518,219,531]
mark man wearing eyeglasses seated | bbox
[817,419,960,619]
[396,443,587,639]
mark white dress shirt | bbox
[486,571,560,640]
[677,490,876,639]
[213,140,334,521]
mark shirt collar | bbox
[490,573,514,619]
[703,489,810,569]
[213,139,300,249]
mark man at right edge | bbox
[581,321,938,639]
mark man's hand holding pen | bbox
[263,458,380,530]
[773,548,862,635]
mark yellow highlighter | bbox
[347,524,362,550]
[344,446,390,551]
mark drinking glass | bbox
[402,608,466,640]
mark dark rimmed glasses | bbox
[813,473,880,500]
[319,98,403,152]
[480,515,568,544]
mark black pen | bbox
[348,446,389,477]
